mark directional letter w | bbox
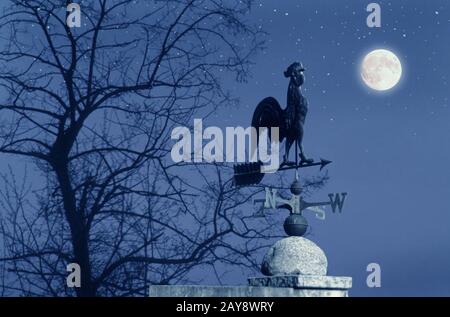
[328,193,347,213]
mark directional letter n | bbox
[264,188,277,209]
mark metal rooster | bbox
[252,62,314,165]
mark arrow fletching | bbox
[233,162,265,186]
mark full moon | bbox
[361,49,402,91]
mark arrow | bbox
[233,158,332,186]
[280,158,332,171]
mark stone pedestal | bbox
[149,275,351,297]
[148,238,352,297]
[148,236,352,297]
[248,275,352,297]
[250,236,352,297]
[149,282,350,297]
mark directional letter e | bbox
[366,3,381,28]
[67,263,81,288]
[67,3,81,28]
[366,263,381,288]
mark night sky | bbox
[0,0,449,297]
[212,0,450,296]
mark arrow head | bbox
[319,158,332,171]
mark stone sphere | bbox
[283,214,308,236]
[261,237,328,276]
[290,180,302,195]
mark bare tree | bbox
[0,0,326,297]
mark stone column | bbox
[247,236,352,297]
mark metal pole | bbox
[295,140,299,180]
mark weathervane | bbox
[233,62,332,186]
[253,178,347,236]
[234,62,348,236]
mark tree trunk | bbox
[54,160,95,297]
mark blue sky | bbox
[0,0,449,296]
[210,0,450,296]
